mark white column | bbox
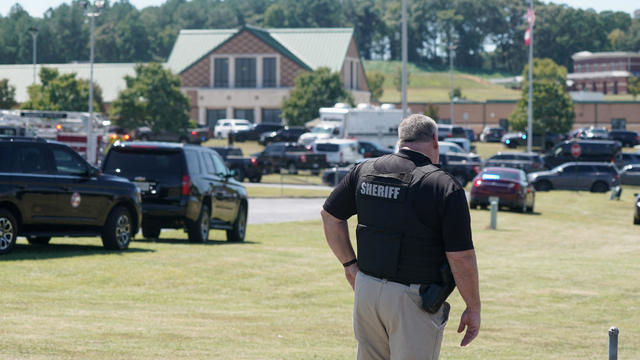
[199,106,206,126]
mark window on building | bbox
[263,58,277,88]
[261,109,282,123]
[234,108,254,123]
[603,82,608,94]
[499,119,509,131]
[207,109,227,129]
[614,81,618,94]
[611,118,626,130]
[214,58,229,88]
[235,58,256,88]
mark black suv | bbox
[235,123,284,142]
[102,142,248,243]
[0,137,141,255]
[543,140,622,169]
[608,130,640,147]
[258,127,308,145]
[485,152,546,173]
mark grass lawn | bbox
[364,60,521,103]
[2,186,640,359]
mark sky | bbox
[1,0,638,18]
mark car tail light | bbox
[300,155,307,163]
[123,134,130,141]
[56,124,62,131]
[250,157,258,165]
[472,165,480,174]
[513,183,521,191]
[473,179,482,187]
[191,130,197,135]
[110,134,118,140]
[181,175,191,196]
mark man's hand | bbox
[457,308,480,346]
[344,263,359,290]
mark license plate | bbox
[313,163,319,168]
[134,181,151,192]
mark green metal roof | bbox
[0,63,137,103]
[166,29,236,74]
[267,28,354,72]
[166,26,354,75]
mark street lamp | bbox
[449,41,457,125]
[27,27,38,85]
[84,0,104,165]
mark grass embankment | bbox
[2,188,640,359]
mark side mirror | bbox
[86,166,100,178]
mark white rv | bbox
[318,103,403,149]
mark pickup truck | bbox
[134,126,211,144]
[209,146,263,183]
[439,153,483,187]
[254,142,328,175]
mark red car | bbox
[469,167,535,212]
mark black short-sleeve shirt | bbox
[323,149,473,252]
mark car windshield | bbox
[481,170,520,181]
[316,143,340,152]
[311,127,333,134]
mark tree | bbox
[110,63,190,132]
[510,58,575,135]
[425,103,439,121]
[366,71,385,102]
[282,67,353,126]
[264,4,286,27]
[392,65,410,93]
[628,76,640,101]
[0,79,18,109]
[21,67,103,112]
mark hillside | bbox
[364,60,521,103]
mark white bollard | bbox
[489,196,499,229]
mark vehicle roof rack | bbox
[0,135,47,142]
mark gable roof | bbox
[166,26,355,75]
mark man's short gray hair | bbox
[398,114,437,143]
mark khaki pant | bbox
[353,272,449,360]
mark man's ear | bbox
[433,135,439,149]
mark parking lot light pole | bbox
[28,27,38,85]
[85,0,104,165]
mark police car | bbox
[0,136,141,255]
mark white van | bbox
[213,119,252,139]
[313,138,363,166]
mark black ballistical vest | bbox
[355,158,446,285]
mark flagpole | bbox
[527,0,533,153]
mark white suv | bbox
[313,138,363,166]
[214,119,252,139]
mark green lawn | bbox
[364,60,521,103]
[2,187,640,359]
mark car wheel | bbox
[233,168,246,182]
[142,224,161,239]
[188,204,210,243]
[287,163,298,175]
[454,174,467,187]
[591,181,609,193]
[0,209,18,255]
[101,206,132,250]
[311,170,320,176]
[480,204,488,210]
[469,202,477,209]
[28,236,51,245]
[534,180,552,191]
[249,175,262,183]
[634,216,640,225]
[227,202,247,242]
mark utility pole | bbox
[527,0,534,153]
[449,40,456,125]
[401,0,408,117]
[28,27,38,85]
